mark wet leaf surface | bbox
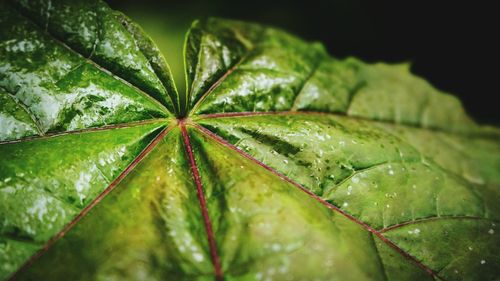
[1,1,499,280]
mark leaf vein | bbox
[7,124,174,280]
[194,123,441,279]
[0,86,44,136]
[0,118,168,145]
[9,2,170,115]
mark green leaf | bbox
[1,1,499,280]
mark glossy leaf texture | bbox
[1,1,500,281]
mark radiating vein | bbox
[180,121,223,281]
[193,123,442,280]
[0,118,169,145]
[6,124,175,281]
[379,216,498,233]
[189,51,255,116]
[195,111,498,138]
[8,1,171,115]
[0,88,43,136]
[290,57,323,110]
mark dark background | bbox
[107,0,499,126]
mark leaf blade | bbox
[0,121,167,279]
[9,0,178,112]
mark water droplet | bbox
[385,192,397,198]
[343,202,349,207]
[408,228,420,235]
[193,253,204,262]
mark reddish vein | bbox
[188,62,242,115]
[188,37,262,116]
[194,111,495,139]
[194,123,442,280]
[180,121,223,281]
[379,216,491,233]
[0,118,168,145]
[12,3,171,115]
[195,110,445,133]
[196,111,283,119]
[8,125,173,281]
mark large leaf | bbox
[1,1,499,280]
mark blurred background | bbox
[107,0,499,126]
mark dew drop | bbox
[408,228,420,235]
[193,253,204,262]
[347,185,353,195]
